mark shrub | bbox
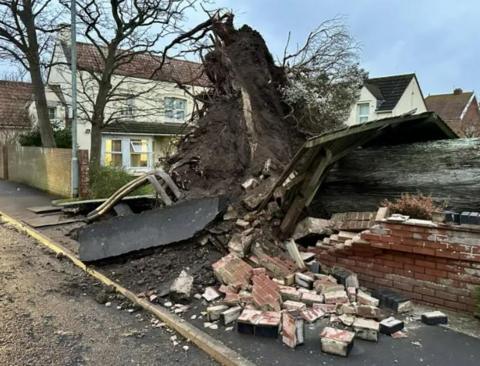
[382,193,444,220]
[19,128,72,148]
[88,165,153,199]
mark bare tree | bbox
[0,0,60,147]
[62,0,201,168]
[281,18,367,134]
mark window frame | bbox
[164,96,187,123]
[101,135,153,172]
[120,95,135,118]
[48,106,57,120]
[357,102,370,123]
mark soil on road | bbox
[0,222,217,366]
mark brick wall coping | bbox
[378,218,480,236]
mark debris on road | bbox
[169,270,194,303]
[421,311,448,325]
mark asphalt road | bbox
[0,222,217,366]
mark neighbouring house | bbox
[0,80,67,144]
[425,88,480,137]
[346,73,427,126]
[47,27,209,173]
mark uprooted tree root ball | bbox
[168,14,304,201]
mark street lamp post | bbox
[70,0,79,197]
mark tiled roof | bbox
[365,74,416,111]
[62,41,210,87]
[425,91,473,123]
[102,121,190,136]
[0,81,33,129]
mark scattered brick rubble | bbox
[162,209,452,357]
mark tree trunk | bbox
[311,139,480,215]
[23,4,56,147]
[90,122,102,169]
[30,62,56,147]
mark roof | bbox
[425,91,474,124]
[0,81,33,129]
[364,74,416,111]
[102,121,190,136]
[61,41,210,87]
[260,111,458,235]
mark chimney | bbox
[453,88,463,95]
[57,23,71,45]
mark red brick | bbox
[390,243,413,253]
[404,264,423,274]
[434,290,457,302]
[394,282,413,292]
[443,300,468,311]
[414,259,436,269]
[414,286,435,296]
[422,295,444,306]
[425,268,448,277]
[414,272,437,282]
[412,247,436,256]
[435,249,460,259]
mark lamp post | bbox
[70,0,79,197]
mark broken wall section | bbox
[309,219,480,313]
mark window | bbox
[357,103,369,123]
[164,97,186,121]
[104,139,123,167]
[130,139,151,168]
[121,95,135,117]
[48,107,56,120]
[102,136,153,171]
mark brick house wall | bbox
[310,221,480,313]
[461,96,480,137]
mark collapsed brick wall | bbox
[309,221,480,313]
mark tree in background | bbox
[282,18,367,134]
[66,0,201,168]
[0,0,60,147]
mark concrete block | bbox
[320,327,355,357]
[282,300,307,311]
[324,290,349,304]
[237,309,262,335]
[282,311,305,348]
[207,305,229,322]
[295,272,314,289]
[300,292,324,306]
[301,307,325,323]
[279,286,302,302]
[353,318,379,342]
[357,290,380,307]
[380,317,404,335]
[255,311,281,338]
[339,314,355,326]
[356,305,382,320]
[421,311,448,325]
[221,306,242,325]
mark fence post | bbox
[1,145,8,180]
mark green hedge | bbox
[19,129,72,148]
[88,165,153,199]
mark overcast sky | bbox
[1,0,477,96]
[204,0,480,96]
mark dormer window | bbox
[164,97,186,122]
[120,95,135,117]
[357,103,369,123]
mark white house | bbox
[346,73,427,126]
[46,28,208,173]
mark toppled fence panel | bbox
[78,196,227,261]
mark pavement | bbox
[0,221,217,366]
[2,178,480,365]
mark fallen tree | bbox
[311,138,480,215]
[165,12,364,203]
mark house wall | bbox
[28,86,67,129]
[346,78,426,126]
[48,45,203,153]
[392,78,427,116]
[153,136,177,166]
[460,96,480,137]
